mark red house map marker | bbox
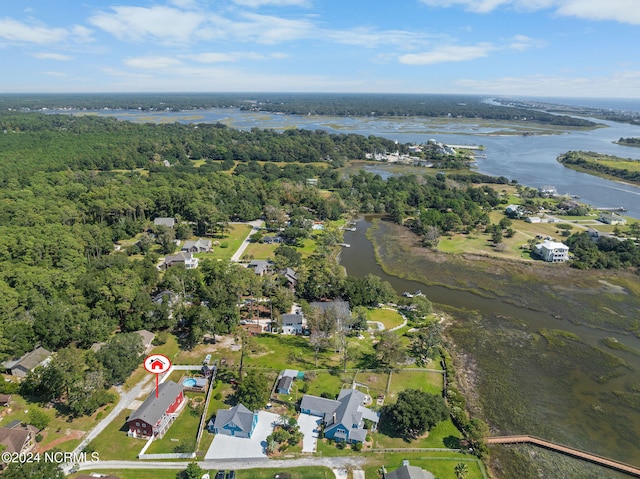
[144,354,172,398]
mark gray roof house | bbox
[281,313,304,335]
[310,300,351,324]
[211,403,258,438]
[300,388,379,443]
[128,380,185,438]
[154,217,176,228]
[3,347,52,377]
[384,461,435,479]
[182,238,213,253]
[164,251,199,269]
[247,260,272,276]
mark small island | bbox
[616,137,640,147]
[557,150,640,185]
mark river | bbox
[341,217,640,478]
[71,106,640,218]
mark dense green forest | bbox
[617,137,640,146]
[0,92,597,127]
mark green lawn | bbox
[372,417,463,449]
[195,224,252,261]
[243,241,278,260]
[300,371,354,399]
[363,451,486,479]
[72,467,335,479]
[87,409,143,460]
[145,393,204,454]
[388,370,444,399]
[367,309,405,330]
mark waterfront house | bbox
[384,461,435,479]
[534,240,569,262]
[300,388,378,443]
[599,213,627,225]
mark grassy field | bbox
[242,241,278,260]
[362,451,486,479]
[88,409,143,460]
[195,224,253,262]
[72,467,336,479]
[145,393,204,454]
[367,309,405,329]
[387,369,444,399]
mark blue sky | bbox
[2,0,639,97]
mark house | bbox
[181,238,213,253]
[0,425,38,469]
[599,213,627,225]
[525,216,541,224]
[154,217,176,228]
[282,268,298,289]
[281,313,304,335]
[310,300,351,326]
[262,236,283,244]
[300,388,379,443]
[164,252,199,269]
[384,461,435,479]
[538,185,558,197]
[211,403,258,438]
[3,347,52,377]
[247,260,272,276]
[0,395,12,406]
[276,369,299,395]
[534,240,569,263]
[312,222,325,230]
[135,329,156,351]
[127,381,185,438]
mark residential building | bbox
[281,313,304,335]
[538,185,558,197]
[276,369,299,395]
[0,395,11,406]
[2,347,52,377]
[384,461,435,479]
[309,300,351,325]
[525,216,541,224]
[599,213,627,225]
[0,425,38,470]
[164,252,199,269]
[127,381,185,438]
[534,240,569,262]
[300,388,379,443]
[211,403,258,438]
[182,238,213,253]
[282,267,298,289]
[505,205,521,217]
[154,217,176,228]
[247,260,272,276]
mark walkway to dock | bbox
[486,435,640,477]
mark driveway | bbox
[205,411,280,460]
[297,413,321,453]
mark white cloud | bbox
[556,0,640,25]
[419,0,640,24]
[41,71,68,77]
[234,12,316,44]
[124,56,183,69]
[232,0,311,7]
[0,17,68,44]
[89,6,204,43]
[399,43,495,65]
[32,52,72,61]
[188,52,238,63]
[508,34,545,51]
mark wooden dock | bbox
[486,435,640,477]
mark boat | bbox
[403,292,414,298]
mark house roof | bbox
[282,369,298,379]
[0,426,36,454]
[282,313,304,325]
[154,217,176,228]
[384,465,434,479]
[310,300,351,320]
[8,347,51,372]
[182,238,212,250]
[135,329,155,347]
[300,395,340,415]
[277,376,293,392]
[165,252,195,264]
[283,267,297,282]
[213,403,255,433]
[0,395,12,404]
[129,381,183,426]
[247,260,272,275]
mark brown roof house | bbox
[0,424,38,470]
[2,347,52,377]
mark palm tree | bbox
[454,462,469,479]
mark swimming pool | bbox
[183,378,197,388]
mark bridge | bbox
[486,435,640,477]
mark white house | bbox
[598,213,627,226]
[281,313,304,335]
[534,240,569,263]
[164,252,199,269]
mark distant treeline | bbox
[557,150,640,185]
[0,92,597,127]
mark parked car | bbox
[215,471,225,479]
[226,471,236,479]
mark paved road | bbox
[77,456,367,472]
[230,220,264,262]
